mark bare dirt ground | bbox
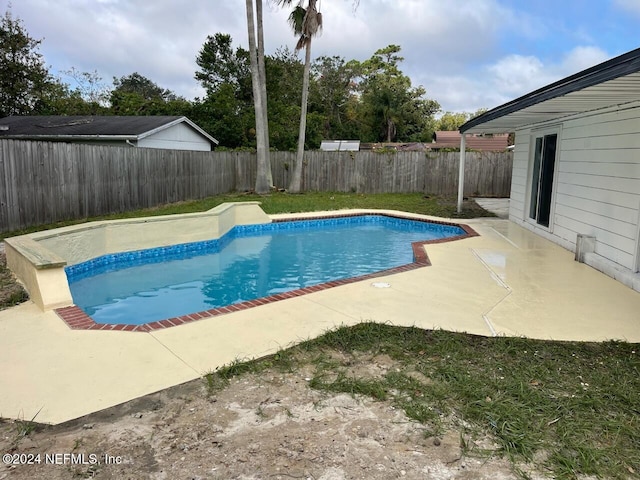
[0,252,28,309]
[1,355,529,480]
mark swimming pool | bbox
[63,214,475,328]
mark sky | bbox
[4,0,640,114]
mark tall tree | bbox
[111,72,178,101]
[245,0,271,194]
[191,85,250,148]
[434,109,488,137]
[265,47,323,151]
[435,111,469,132]
[357,45,439,142]
[194,34,253,148]
[62,67,110,106]
[310,55,361,140]
[0,8,52,116]
[110,72,190,115]
[255,0,273,187]
[277,0,323,193]
[195,33,251,99]
[40,78,109,115]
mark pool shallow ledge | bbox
[4,202,271,310]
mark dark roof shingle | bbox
[0,115,184,137]
[432,131,509,150]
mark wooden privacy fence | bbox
[0,140,512,233]
[267,150,513,196]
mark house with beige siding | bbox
[459,47,640,292]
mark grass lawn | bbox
[208,322,640,480]
[0,192,493,239]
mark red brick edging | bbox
[55,214,478,333]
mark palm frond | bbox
[284,1,323,51]
[287,5,306,35]
[295,35,308,51]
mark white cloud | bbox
[423,45,612,114]
[488,54,546,96]
[472,46,611,111]
[0,0,632,114]
[558,46,609,74]
[416,73,502,114]
[6,0,509,104]
[304,0,518,114]
[613,0,640,17]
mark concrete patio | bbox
[474,197,510,218]
[1,213,639,425]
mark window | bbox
[529,133,558,227]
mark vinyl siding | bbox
[509,130,531,220]
[510,103,640,272]
[138,123,212,151]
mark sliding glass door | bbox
[529,133,557,227]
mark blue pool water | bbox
[65,215,464,325]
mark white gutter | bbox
[457,134,466,214]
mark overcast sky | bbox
[4,0,640,114]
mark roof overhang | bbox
[460,47,640,135]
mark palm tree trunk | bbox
[288,36,311,193]
[245,0,270,194]
[256,0,273,187]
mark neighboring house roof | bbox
[396,142,431,152]
[359,136,508,152]
[432,131,509,150]
[460,47,640,134]
[359,142,427,151]
[0,115,219,146]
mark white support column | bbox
[457,133,467,214]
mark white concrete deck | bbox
[474,197,510,218]
[1,213,639,425]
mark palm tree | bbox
[277,0,323,193]
[255,0,273,188]
[245,0,271,194]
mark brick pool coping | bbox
[55,213,478,333]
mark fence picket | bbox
[0,140,512,233]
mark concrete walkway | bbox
[1,213,639,424]
[474,197,510,218]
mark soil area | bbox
[1,361,526,480]
[0,252,28,309]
